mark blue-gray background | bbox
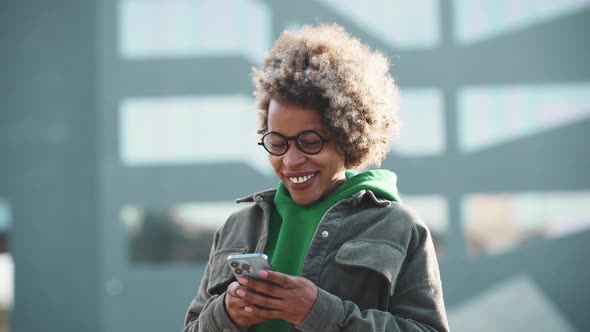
[1,1,590,331]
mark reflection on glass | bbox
[463,191,590,257]
[0,254,12,331]
[122,202,244,263]
[392,89,445,156]
[0,198,11,332]
[402,195,448,259]
[119,0,271,62]
[0,199,10,234]
[458,84,590,153]
[318,0,440,49]
[453,0,590,44]
[119,95,271,174]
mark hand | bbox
[224,281,269,327]
[235,270,318,325]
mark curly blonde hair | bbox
[252,24,399,168]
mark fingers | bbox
[258,270,293,288]
[227,280,240,297]
[236,275,318,325]
[225,282,268,327]
[236,285,284,310]
[243,304,283,319]
[236,270,295,300]
[238,276,287,299]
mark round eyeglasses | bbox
[258,130,328,156]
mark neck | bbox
[314,174,347,204]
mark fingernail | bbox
[237,289,246,297]
[244,306,253,312]
[239,277,248,285]
[258,270,268,278]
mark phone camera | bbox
[230,261,239,268]
[234,268,243,275]
[242,264,251,271]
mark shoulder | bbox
[385,201,430,235]
[341,195,432,253]
[218,202,261,234]
[213,188,276,249]
[346,192,428,232]
[223,188,276,223]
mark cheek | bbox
[320,148,346,170]
[268,155,282,172]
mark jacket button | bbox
[321,230,329,238]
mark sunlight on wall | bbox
[458,84,590,153]
[463,191,590,257]
[454,0,590,44]
[119,0,271,63]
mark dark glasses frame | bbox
[258,130,329,156]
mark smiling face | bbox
[267,99,346,205]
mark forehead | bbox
[267,99,326,135]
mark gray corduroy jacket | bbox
[183,189,449,332]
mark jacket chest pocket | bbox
[206,247,247,295]
[334,241,406,296]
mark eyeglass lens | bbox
[262,131,324,155]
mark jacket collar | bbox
[235,188,277,204]
[235,188,392,208]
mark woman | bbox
[183,24,449,332]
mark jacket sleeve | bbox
[296,223,449,332]
[182,231,249,332]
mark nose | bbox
[282,141,307,167]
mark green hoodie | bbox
[257,169,400,332]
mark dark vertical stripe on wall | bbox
[0,1,100,331]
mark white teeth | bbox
[289,173,315,184]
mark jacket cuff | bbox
[296,288,343,332]
[200,293,248,332]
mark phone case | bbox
[227,253,273,281]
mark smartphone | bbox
[227,253,273,281]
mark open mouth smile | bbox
[287,172,316,184]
